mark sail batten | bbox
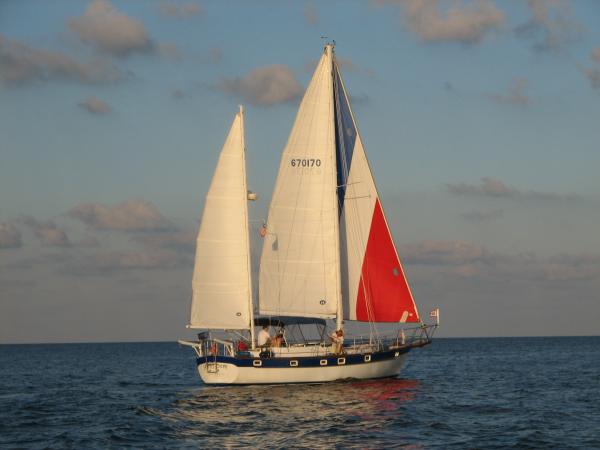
[189,108,253,330]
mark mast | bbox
[329,44,344,333]
[240,105,256,349]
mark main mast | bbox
[239,105,256,349]
[328,44,344,333]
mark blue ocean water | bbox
[1,337,599,449]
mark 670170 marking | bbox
[291,158,321,167]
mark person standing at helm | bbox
[257,325,272,347]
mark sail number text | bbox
[290,158,321,167]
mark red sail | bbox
[355,200,420,323]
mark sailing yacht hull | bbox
[197,348,410,385]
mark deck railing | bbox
[194,324,437,358]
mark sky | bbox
[1,0,599,343]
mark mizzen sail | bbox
[258,46,341,319]
[189,107,253,329]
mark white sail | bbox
[189,107,253,329]
[258,45,340,319]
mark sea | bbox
[1,337,599,449]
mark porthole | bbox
[253,359,262,367]
[337,357,346,365]
[290,360,298,367]
[364,355,371,362]
[320,359,328,366]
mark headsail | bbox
[258,46,341,319]
[189,107,253,329]
[333,58,420,323]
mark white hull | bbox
[197,353,408,385]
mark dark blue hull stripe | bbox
[196,347,410,368]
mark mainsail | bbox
[189,107,253,329]
[259,44,420,324]
[258,45,341,319]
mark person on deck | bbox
[330,329,344,355]
[257,325,272,347]
[271,333,284,348]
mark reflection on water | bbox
[145,378,421,448]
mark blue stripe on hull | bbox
[196,347,411,368]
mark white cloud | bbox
[78,96,112,114]
[515,0,582,53]
[219,65,303,106]
[18,215,70,247]
[68,199,173,232]
[0,223,22,249]
[0,34,122,86]
[490,78,530,107]
[460,209,503,222]
[68,0,153,57]
[446,177,578,201]
[400,0,504,44]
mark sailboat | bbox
[179,44,438,385]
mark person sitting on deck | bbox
[257,325,271,347]
[330,329,345,355]
[271,333,284,348]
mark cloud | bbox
[446,177,516,197]
[460,209,503,222]
[88,249,185,271]
[584,68,600,89]
[592,47,600,64]
[18,215,70,247]
[0,223,22,249]
[490,78,530,107]
[130,229,196,254]
[399,0,504,44]
[68,0,153,57]
[78,96,112,114]
[515,0,582,53]
[68,199,173,232]
[159,1,202,19]
[540,254,600,282]
[172,88,186,99]
[304,3,318,25]
[401,240,494,266]
[446,177,578,201]
[218,65,303,106]
[0,34,122,86]
[401,239,600,283]
[157,43,182,61]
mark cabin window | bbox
[364,355,371,362]
[320,359,328,366]
[394,352,400,357]
[253,360,262,367]
[290,360,298,367]
[337,357,346,365]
